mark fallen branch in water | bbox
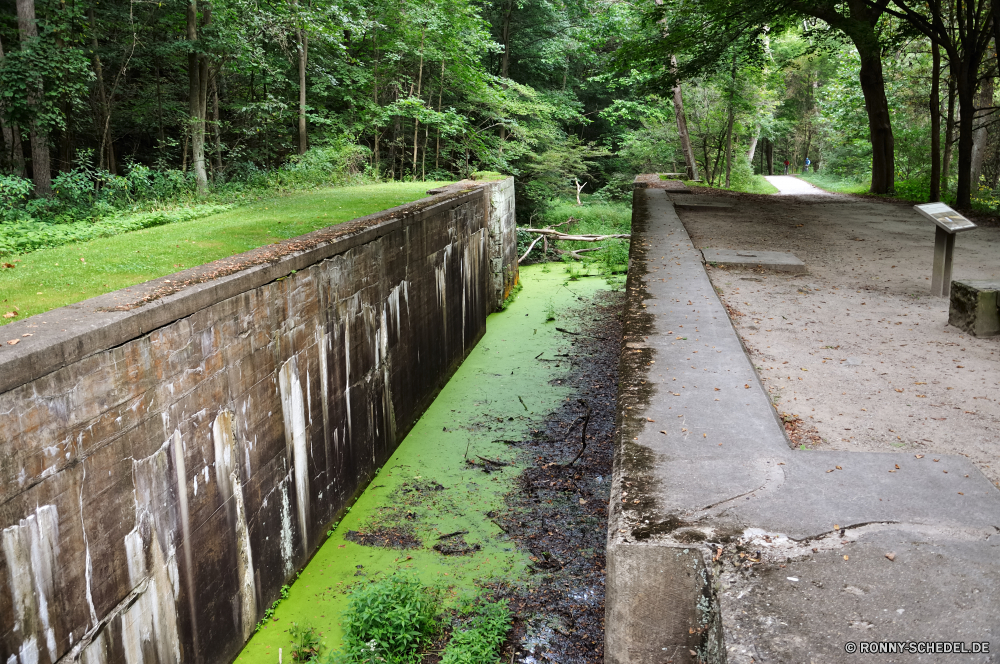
[520,228,631,241]
[564,399,591,467]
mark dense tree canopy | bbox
[2,0,1000,215]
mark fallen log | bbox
[520,228,631,241]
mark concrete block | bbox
[949,279,1000,337]
[701,247,806,273]
[606,544,724,664]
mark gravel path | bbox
[675,187,1000,488]
[764,175,832,196]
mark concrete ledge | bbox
[0,184,502,395]
[701,247,806,273]
[607,181,1000,663]
[949,279,1000,337]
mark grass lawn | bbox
[797,172,871,195]
[688,175,779,195]
[1,182,447,325]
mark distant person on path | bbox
[805,157,811,170]
[783,159,790,174]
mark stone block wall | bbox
[0,179,516,664]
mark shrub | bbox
[340,574,439,664]
[289,623,324,662]
[440,599,511,664]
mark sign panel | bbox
[914,202,977,233]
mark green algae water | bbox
[237,263,614,664]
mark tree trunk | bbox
[724,102,734,188]
[855,36,894,194]
[930,41,942,201]
[724,54,737,188]
[412,30,424,175]
[188,0,208,194]
[943,77,957,194]
[0,36,26,177]
[671,55,698,180]
[16,0,52,197]
[969,74,993,188]
[746,125,760,163]
[88,5,116,174]
[297,21,308,155]
[435,60,445,171]
[212,69,222,172]
[955,68,978,208]
[765,138,774,175]
[498,0,513,148]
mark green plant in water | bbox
[289,623,324,662]
[339,573,440,664]
[544,301,556,322]
[440,598,511,664]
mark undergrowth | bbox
[339,573,440,664]
[334,576,511,664]
[518,197,631,276]
[440,598,511,664]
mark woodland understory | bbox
[3,0,1000,230]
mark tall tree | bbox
[884,0,993,207]
[16,0,52,196]
[188,0,209,193]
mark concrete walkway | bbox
[765,174,832,195]
[606,185,1000,664]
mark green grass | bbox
[0,182,446,324]
[797,171,871,195]
[689,175,779,195]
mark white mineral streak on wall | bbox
[279,357,310,554]
[1,504,60,664]
[121,438,182,664]
[80,466,99,627]
[317,326,332,477]
[279,487,294,576]
[171,429,200,657]
[212,410,258,640]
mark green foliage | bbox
[0,182,439,325]
[0,205,232,257]
[440,598,511,664]
[289,623,324,662]
[339,573,440,664]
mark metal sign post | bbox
[913,203,977,297]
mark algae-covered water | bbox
[237,263,615,664]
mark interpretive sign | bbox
[914,203,977,297]
[914,202,977,233]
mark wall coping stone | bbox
[0,185,489,395]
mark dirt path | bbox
[674,187,1000,488]
[764,175,832,196]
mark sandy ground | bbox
[675,183,1000,489]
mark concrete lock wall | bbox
[0,178,517,664]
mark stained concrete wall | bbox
[0,178,516,664]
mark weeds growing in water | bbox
[339,573,440,664]
[289,623,325,662]
[440,598,511,664]
[255,584,292,632]
[544,301,557,322]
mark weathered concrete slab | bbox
[702,247,806,273]
[949,279,1000,337]
[634,174,692,193]
[607,185,1000,664]
[668,196,735,209]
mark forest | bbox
[2,0,1000,229]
